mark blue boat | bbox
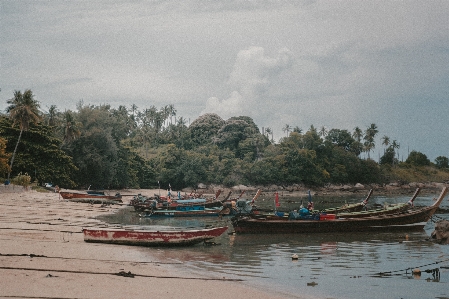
[141,205,224,217]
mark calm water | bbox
[98,192,449,299]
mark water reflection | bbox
[97,193,449,299]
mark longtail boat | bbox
[83,226,228,246]
[231,187,447,234]
[141,206,225,217]
[59,190,122,202]
[130,191,223,212]
[238,189,374,216]
[334,187,420,219]
[321,189,373,214]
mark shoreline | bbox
[2,184,447,298]
[0,189,305,299]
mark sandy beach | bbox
[0,187,308,299]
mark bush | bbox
[11,172,32,189]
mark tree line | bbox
[1,89,448,190]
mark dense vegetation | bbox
[1,90,448,190]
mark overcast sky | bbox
[1,1,448,161]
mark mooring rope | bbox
[374,257,449,277]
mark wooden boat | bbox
[231,187,447,234]
[334,187,420,219]
[130,192,223,212]
[321,189,373,214]
[233,189,374,216]
[131,197,223,212]
[83,226,228,246]
[141,206,225,217]
[59,190,122,202]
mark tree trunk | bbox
[7,129,23,181]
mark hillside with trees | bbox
[1,90,449,190]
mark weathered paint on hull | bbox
[60,191,122,201]
[144,207,224,217]
[83,226,228,246]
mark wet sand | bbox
[0,187,311,299]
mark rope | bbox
[374,257,449,277]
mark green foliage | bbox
[0,137,10,174]
[325,129,355,152]
[113,146,154,189]
[11,172,31,188]
[0,117,77,187]
[435,156,449,169]
[188,113,225,146]
[387,164,449,183]
[359,159,384,184]
[328,147,359,184]
[379,146,397,166]
[406,150,430,166]
[68,129,118,189]
[5,89,42,180]
[3,92,447,189]
[282,149,325,186]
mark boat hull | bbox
[83,226,228,246]
[232,187,447,234]
[144,207,224,217]
[60,191,122,202]
[232,205,438,234]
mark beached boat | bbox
[231,187,447,234]
[59,190,122,202]
[83,226,229,246]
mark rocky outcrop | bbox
[431,220,449,244]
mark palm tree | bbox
[6,90,42,181]
[293,126,302,134]
[363,123,378,159]
[130,104,138,120]
[309,124,317,134]
[391,140,400,166]
[365,123,378,140]
[177,116,187,127]
[265,127,272,139]
[61,111,81,144]
[46,105,58,127]
[319,126,328,139]
[168,104,176,125]
[381,135,390,153]
[282,124,291,137]
[352,126,363,142]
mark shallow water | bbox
[99,193,449,299]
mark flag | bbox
[275,192,280,207]
[307,190,314,210]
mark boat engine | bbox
[235,200,253,214]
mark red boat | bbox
[83,226,228,246]
[59,190,122,202]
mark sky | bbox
[1,1,448,162]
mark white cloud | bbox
[201,47,294,118]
